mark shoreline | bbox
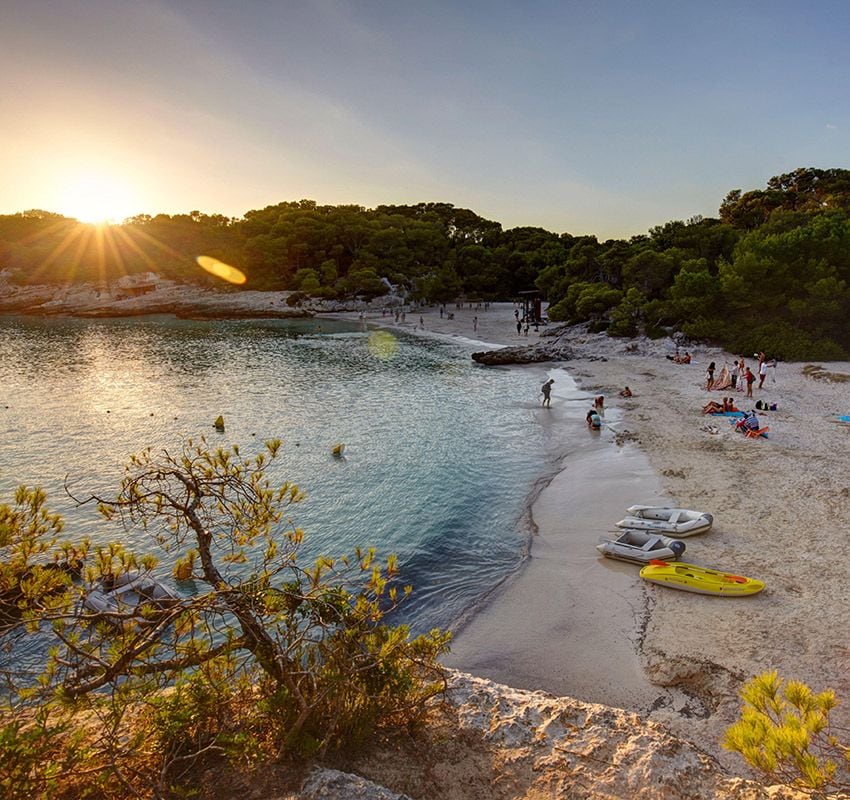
[330,301,850,768]
[3,289,849,768]
[332,305,676,707]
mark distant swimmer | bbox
[541,378,555,408]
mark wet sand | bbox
[342,300,850,766]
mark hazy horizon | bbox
[3,1,849,238]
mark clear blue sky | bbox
[2,0,849,237]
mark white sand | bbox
[348,301,850,764]
[6,280,847,764]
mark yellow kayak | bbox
[639,561,765,597]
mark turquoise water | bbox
[0,314,558,638]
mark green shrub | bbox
[724,672,849,794]
[0,440,450,798]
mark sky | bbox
[2,0,850,238]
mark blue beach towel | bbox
[710,411,745,417]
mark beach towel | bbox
[710,411,745,417]
[713,365,732,390]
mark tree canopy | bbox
[3,166,850,358]
[0,440,449,799]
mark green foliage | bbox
[0,708,79,800]
[0,439,450,798]
[574,284,623,319]
[607,288,647,337]
[2,168,850,357]
[724,671,849,794]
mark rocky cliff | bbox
[290,671,810,800]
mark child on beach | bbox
[745,367,755,398]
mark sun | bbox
[56,171,140,225]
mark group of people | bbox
[540,380,605,429]
[667,350,691,364]
[705,356,776,398]
[585,395,604,428]
[702,397,739,414]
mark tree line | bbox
[2,167,850,358]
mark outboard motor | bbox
[669,540,686,557]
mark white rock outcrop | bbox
[305,672,815,800]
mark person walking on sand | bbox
[541,378,554,408]
[705,361,716,390]
[473,315,478,333]
[745,366,755,398]
[758,357,768,389]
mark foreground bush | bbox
[0,439,449,799]
[724,671,849,794]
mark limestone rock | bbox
[332,671,816,800]
[299,768,413,800]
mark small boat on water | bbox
[83,571,180,623]
[596,529,686,564]
[615,505,713,537]
[639,561,764,597]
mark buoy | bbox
[332,443,345,457]
[214,415,225,431]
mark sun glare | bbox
[57,172,140,225]
[196,255,247,285]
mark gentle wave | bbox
[0,315,566,657]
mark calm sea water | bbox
[0,314,564,638]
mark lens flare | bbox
[196,255,246,285]
[368,330,398,360]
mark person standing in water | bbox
[541,378,554,408]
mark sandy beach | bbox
[2,279,847,772]
[347,300,850,767]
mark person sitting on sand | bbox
[735,411,760,433]
[619,386,632,397]
[703,397,738,414]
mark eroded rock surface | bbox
[305,672,812,800]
